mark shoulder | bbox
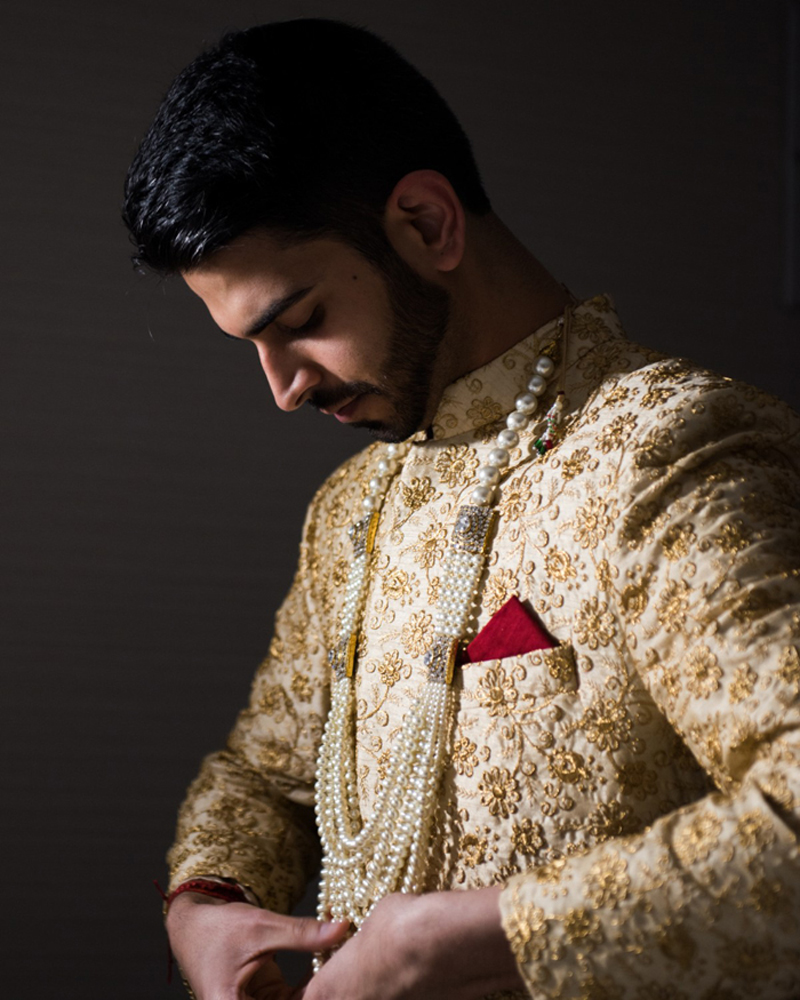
[572,353,799,473]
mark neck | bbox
[427,215,569,420]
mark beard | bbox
[308,246,451,442]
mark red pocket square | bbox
[463,596,557,663]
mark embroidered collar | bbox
[424,293,623,442]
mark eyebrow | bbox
[240,286,315,339]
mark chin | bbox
[354,420,408,444]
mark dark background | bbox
[1,1,797,995]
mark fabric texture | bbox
[168,294,800,999]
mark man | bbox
[124,18,800,1000]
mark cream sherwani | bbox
[168,295,800,999]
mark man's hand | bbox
[301,886,525,1000]
[166,892,349,1000]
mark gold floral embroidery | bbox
[499,475,533,522]
[413,524,447,568]
[400,610,434,657]
[483,569,519,614]
[434,443,478,487]
[466,395,504,428]
[582,698,633,751]
[561,447,590,480]
[661,523,696,561]
[573,497,615,549]
[477,666,520,717]
[583,852,631,907]
[673,811,722,865]
[656,580,691,633]
[376,650,405,687]
[400,476,437,511]
[728,664,757,703]
[573,597,617,649]
[478,766,521,818]
[684,646,722,698]
[544,548,577,582]
[561,907,604,945]
[290,673,313,703]
[452,736,479,776]
[511,817,546,856]
[735,810,776,851]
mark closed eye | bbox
[276,304,324,336]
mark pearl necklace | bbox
[314,310,570,960]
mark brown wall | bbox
[1,1,796,994]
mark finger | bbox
[260,914,350,955]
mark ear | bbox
[383,170,466,275]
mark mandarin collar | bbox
[415,294,623,442]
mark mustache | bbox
[307,381,383,411]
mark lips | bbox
[333,395,362,422]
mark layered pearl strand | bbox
[314,312,570,966]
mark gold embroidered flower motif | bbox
[511,817,546,856]
[290,673,313,703]
[594,559,617,590]
[583,852,630,908]
[778,645,800,688]
[466,395,503,428]
[684,645,722,698]
[582,697,632,751]
[258,684,287,720]
[377,650,405,687]
[561,447,590,480]
[483,569,519,614]
[674,811,722,865]
[504,904,552,963]
[640,385,677,409]
[661,523,696,561]
[400,476,437,512]
[635,426,675,469]
[656,579,691,633]
[714,519,752,554]
[478,766,521,818]
[400,610,434,658]
[729,664,757,703]
[452,736,479,776]
[382,567,413,604]
[544,548,577,582]
[547,748,589,784]
[587,801,636,841]
[736,810,776,851]
[434,443,479,487]
[596,413,638,453]
[477,666,519,717]
[459,832,488,868]
[573,497,614,549]
[561,907,604,945]
[573,597,617,649]
[499,475,533,522]
[620,581,649,622]
[413,524,447,569]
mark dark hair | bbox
[123,18,491,275]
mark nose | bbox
[254,341,322,411]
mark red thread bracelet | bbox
[165,878,250,911]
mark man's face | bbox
[183,229,451,441]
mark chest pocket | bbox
[453,643,583,769]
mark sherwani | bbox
[168,295,800,999]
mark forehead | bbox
[183,229,329,302]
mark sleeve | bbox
[166,490,332,914]
[498,378,800,999]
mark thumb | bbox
[264,913,350,953]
